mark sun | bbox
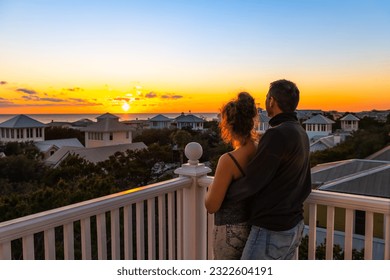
[122,102,130,112]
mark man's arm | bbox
[225,129,284,202]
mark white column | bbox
[174,142,211,260]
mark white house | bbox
[303,114,335,140]
[173,113,204,130]
[35,138,84,159]
[45,142,147,167]
[340,113,360,132]
[0,114,46,143]
[257,109,270,135]
[149,114,172,129]
[309,134,341,152]
[82,113,134,148]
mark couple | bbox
[205,79,312,260]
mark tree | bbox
[45,127,85,145]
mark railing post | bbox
[174,142,211,260]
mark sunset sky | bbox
[1,0,389,114]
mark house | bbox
[45,142,147,167]
[148,114,172,129]
[309,134,341,152]
[257,109,270,135]
[340,114,360,132]
[296,109,324,122]
[122,119,150,130]
[0,114,46,143]
[173,113,204,130]
[35,138,84,159]
[82,113,134,148]
[303,114,335,140]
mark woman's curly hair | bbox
[220,92,258,147]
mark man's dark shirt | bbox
[225,112,312,231]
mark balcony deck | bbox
[0,143,389,260]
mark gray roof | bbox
[96,113,119,121]
[340,113,360,121]
[303,114,335,124]
[35,138,84,152]
[0,114,46,128]
[259,112,270,122]
[149,114,172,122]
[310,135,337,149]
[366,145,390,162]
[311,159,390,198]
[82,118,133,132]
[318,164,390,198]
[46,142,147,166]
[174,114,204,123]
[71,118,94,127]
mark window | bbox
[109,132,113,141]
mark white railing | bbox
[0,142,211,260]
[0,142,389,260]
[305,190,390,260]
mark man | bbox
[225,79,312,260]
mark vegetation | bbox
[0,122,230,222]
[0,115,389,259]
[299,235,364,260]
[310,116,390,167]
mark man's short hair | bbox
[268,79,300,113]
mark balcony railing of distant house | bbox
[0,142,389,260]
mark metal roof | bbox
[259,112,270,122]
[0,114,46,128]
[366,145,390,162]
[96,113,119,121]
[82,118,133,132]
[35,138,84,152]
[318,165,390,198]
[303,114,335,124]
[174,114,204,123]
[149,114,172,122]
[340,113,360,121]
[311,159,390,198]
[46,142,147,166]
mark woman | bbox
[205,91,258,259]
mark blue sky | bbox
[0,0,389,113]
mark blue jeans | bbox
[241,220,304,260]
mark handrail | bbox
[0,177,192,243]
[306,189,390,214]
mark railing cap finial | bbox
[185,142,203,165]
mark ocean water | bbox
[0,112,219,124]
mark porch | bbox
[0,142,389,260]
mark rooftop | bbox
[0,114,46,128]
[303,114,335,124]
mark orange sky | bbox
[1,1,389,114]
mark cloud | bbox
[40,97,65,102]
[145,92,157,98]
[0,81,7,85]
[17,88,38,95]
[69,98,87,103]
[0,97,14,107]
[161,94,183,100]
[65,87,83,92]
[22,95,40,101]
[114,97,131,102]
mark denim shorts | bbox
[241,220,305,260]
[213,223,251,260]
